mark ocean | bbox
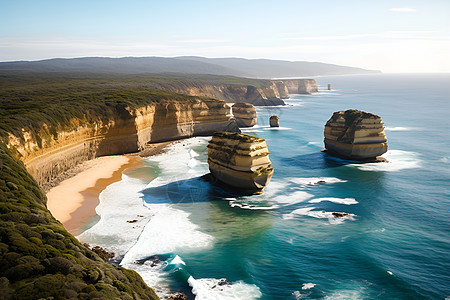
[78,74,450,299]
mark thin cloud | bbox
[179,39,228,44]
[287,31,439,41]
[389,7,416,12]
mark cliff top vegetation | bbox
[0,71,271,142]
[0,141,159,299]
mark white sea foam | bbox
[440,156,450,163]
[384,126,414,131]
[264,126,292,131]
[285,102,304,107]
[272,191,314,205]
[316,91,341,95]
[121,205,213,265]
[77,175,152,256]
[289,177,347,186]
[324,290,363,299]
[264,180,290,194]
[283,207,356,224]
[302,283,317,290]
[170,255,186,265]
[229,201,279,210]
[309,197,358,205]
[350,150,420,172]
[122,260,172,298]
[188,276,262,300]
[239,128,264,133]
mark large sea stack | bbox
[232,103,257,127]
[324,109,388,160]
[207,132,274,194]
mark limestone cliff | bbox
[177,79,317,105]
[232,103,257,127]
[178,83,287,106]
[324,109,388,160]
[7,99,238,187]
[164,79,320,106]
[277,79,318,94]
[207,132,274,194]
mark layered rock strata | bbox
[277,79,318,94]
[270,115,280,127]
[175,79,317,106]
[232,103,257,127]
[207,132,274,194]
[324,109,388,160]
[8,99,239,186]
[180,83,287,106]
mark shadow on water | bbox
[282,151,368,170]
[141,175,258,205]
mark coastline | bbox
[46,141,174,236]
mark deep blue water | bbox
[81,74,450,299]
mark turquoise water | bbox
[80,74,450,299]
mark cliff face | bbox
[7,99,238,186]
[277,79,318,94]
[324,110,388,160]
[232,103,257,127]
[207,132,274,194]
[171,79,316,106]
[178,83,287,106]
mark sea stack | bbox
[232,103,257,127]
[270,115,280,127]
[324,109,388,160]
[207,132,274,194]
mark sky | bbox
[1,0,449,73]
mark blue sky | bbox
[1,0,449,72]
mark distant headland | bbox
[0,56,380,78]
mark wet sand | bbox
[46,141,174,235]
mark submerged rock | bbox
[269,115,280,127]
[332,212,350,218]
[207,132,274,194]
[168,293,187,300]
[232,103,257,127]
[324,109,388,160]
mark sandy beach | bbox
[46,141,174,235]
[46,155,138,235]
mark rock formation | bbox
[324,109,388,160]
[276,79,318,94]
[270,115,280,127]
[174,79,317,106]
[232,103,257,127]
[207,132,274,194]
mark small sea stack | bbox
[207,132,274,194]
[270,115,280,127]
[328,84,331,90]
[323,109,388,161]
[232,103,257,127]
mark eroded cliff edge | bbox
[6,93,238,187]
[173,78,318,106]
